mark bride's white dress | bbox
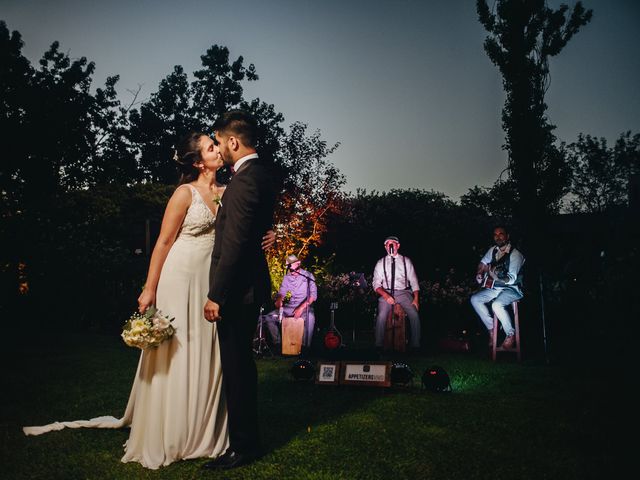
[23,184,229,469]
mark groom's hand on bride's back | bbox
[262,229,276,250]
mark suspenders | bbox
[382,255,410,290]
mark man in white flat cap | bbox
[372,236,421,352]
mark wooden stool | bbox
[491,301,521,362]
[383,303,407,353]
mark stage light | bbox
[390,362,414,387]
[421,365,452,393]
[290,359,315,381]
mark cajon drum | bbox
[383,303,406,352]
[282,317,305,355]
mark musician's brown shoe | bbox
[501,334,515,349]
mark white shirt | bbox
[372,254,420,292]
[233,152,259,173]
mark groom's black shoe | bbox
[201,449,233,470]
[202,449,259,470]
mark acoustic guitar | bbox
[480,271,495,289]
[480,263,508,289]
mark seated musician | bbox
[372,236,421,352]
[263,254,317,350]
[470,225,525,349]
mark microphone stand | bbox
[253,305,273,359]
[348,272,367,346]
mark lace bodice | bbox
[175,185,216,244]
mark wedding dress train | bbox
[24,185,229,469]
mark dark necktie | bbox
[391,257,396,295]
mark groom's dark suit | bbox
[208,157,275,454]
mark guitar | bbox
[480,271,495,289]
[324,302,342,350]
[479,264,506,289]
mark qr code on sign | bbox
[321,365,335,381]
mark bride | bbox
[24,132,275,470]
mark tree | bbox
[322,188,464,274]
[128,46,284,184]
[566,131,640,213]
[190,45,258,127]
[461,181,518,219]
[1,38,99,204]
[241,98,285,164]
[476,2,592,356]
[267,122,343,289]
[1,21,137,195]
[0,22,33,309]
[128,65,195,183]
[88,77,142,186]
[0,22,33,217]
[0,27,132,317]
[476,0,592,242]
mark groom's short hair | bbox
[214,110,258,148]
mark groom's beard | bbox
[219,145,231,165]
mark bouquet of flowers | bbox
[121,306,175,350]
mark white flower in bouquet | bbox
[131,318,147,334]
[152,314,171,330]
[121,306,175,350]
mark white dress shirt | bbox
[372,254,420,292]
[233,152,259,173]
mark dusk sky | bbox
[2,0,639,199]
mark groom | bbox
[203,111,276,470]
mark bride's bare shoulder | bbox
[166,184,193,210]
[173,183,195,196]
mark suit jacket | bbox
[208,158,276,309]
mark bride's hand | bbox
[138,289,156,313]
[262,229,276,250]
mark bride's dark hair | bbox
[174,131,207,185]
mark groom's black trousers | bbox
[217,300,260,453]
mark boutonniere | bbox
[213,194,222,207]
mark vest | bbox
[490,247,523,288]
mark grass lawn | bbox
[1,333,619,479]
